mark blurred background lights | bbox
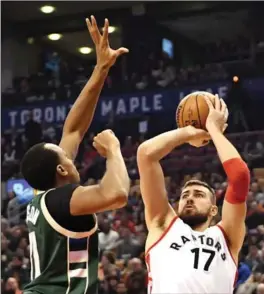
[40,5,55,14]
[79,47,92,54]
[48,33,62,41]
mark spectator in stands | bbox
[3,277,22,294]
[236,276,258,294]
[122,136,135,160]
[257,284,264,294]
[42,122,57,143]
[19,78,29,94]
[100,251,118,278]
[3,254,29,289]
[156,59,176,88]
[125,258,146,294]
[7,192,20,227]
[3,145,17,166]
[245,245,262,270]
[24,111,42,148]
[116,282,127,294]
[113,210,136,234]
[135,75,148,91]
[115,227,140,260]
[236,261,252,290]
[99,220,120,252]
[1,235,13,268]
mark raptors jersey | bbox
[145,217,237,294]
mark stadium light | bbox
[48,33,62,41]
[40,5,55,14]
[79,47,92,54]
[233,76,239,83]
[102,26,116,34]
[27,37,34,44]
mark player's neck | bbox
[55,177,72,188]
[190,221,210,232]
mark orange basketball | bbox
[176,91,216,130]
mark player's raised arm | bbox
[59,16,128,160]
[137,126,210,229]
[70,130,130,215]
[205,96,250,259]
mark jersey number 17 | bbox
[191,248,216,271]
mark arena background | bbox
[1,1,264,294]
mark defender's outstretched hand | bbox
[86,16,129,69]
[205,94,229,133]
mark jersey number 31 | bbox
[29,231,41,280]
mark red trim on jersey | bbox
[145,254,153,294]
[145,216,178,258]
[216,224,238,288]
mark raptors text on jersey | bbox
[145,217,237,294]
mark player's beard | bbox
[178,207,210,228]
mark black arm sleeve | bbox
[45,184,95,232]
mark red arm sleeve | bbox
[223,158,250,204]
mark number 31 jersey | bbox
[24,190,99,294]
[145,217,237,294]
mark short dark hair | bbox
[103,251,116,264]
[182,180,216,204]
[21,143,60,191]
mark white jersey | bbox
[146,217,237,294]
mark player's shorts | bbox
[23,291,39,294]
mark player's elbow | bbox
[225,158,250,185]
[109,189,129,208]
[137,142,154,162]
[232,161,250,186]
[239,164,250,183]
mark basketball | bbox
[176,91,216,130]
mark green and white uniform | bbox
[24,185,99,294]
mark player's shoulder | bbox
[28,189,46,205]
[205,224,226,238]
[28,187,58,208]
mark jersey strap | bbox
[145,216,178,258]
[40,190,98,238]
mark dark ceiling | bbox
[2,1,263,59]
[3,1,261,36]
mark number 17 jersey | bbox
[145,217,237,294]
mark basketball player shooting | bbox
[21,16,130,294]
[137,96,250,294]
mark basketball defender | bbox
[21,17,130,294]
[137,97,250,294]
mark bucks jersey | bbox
[24,188,99,294]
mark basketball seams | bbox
[176,91,216,130]
[195,94,202,128]
[181,98,187,127]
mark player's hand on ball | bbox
[205,94,228,133]
[186,126,211,148]
[93,129,120,157]
[86,16,129,69]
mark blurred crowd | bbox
[2,35,258,107]
[1,115,264,293]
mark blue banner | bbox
[1,80,231,131]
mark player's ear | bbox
[56,164,68,177]
[211,205,218,217]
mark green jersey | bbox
[24,188,99,294]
